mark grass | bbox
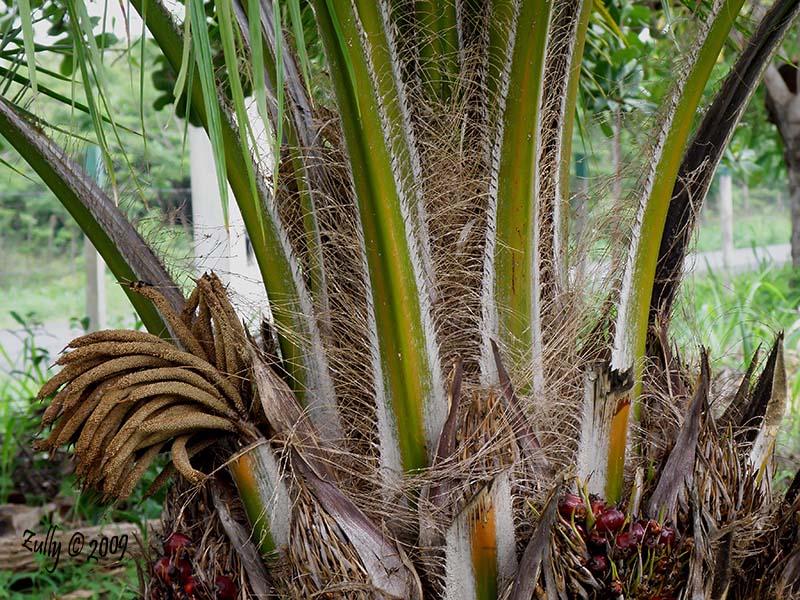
[673,261,800,367]
[0,215,195,329]
[0,317,165,599]
[673,260,800,489]
[0,562,140,599]
[694,205,790,253]
[0,250,136,329]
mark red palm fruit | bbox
[595,506,625,534]
[609,580,623,594]
[558,493,586,520]
[615,531,639,552]
[153,557,172,583]
[174,558,192,582]
[163,532,192,557]
[630,521,645,543]
[589,495,605,517]
[215,575,238,599]
[588,530,608,550]
[659,524,676,546]
[184,577,197,597]
[644,533,660,549]
[573,522,587,540]
[587,554,609,574]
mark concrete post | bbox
[719,169,734,271]
[189,126,267,313]
[84,145,106,331]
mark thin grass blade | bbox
[17,0,37,97]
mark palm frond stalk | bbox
[5,0,800,598]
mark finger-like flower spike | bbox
[36,276,259,501]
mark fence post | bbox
[719,166,734,272]
[84,145,106,331]
[189,126,266,309]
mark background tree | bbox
[765,58,800,267]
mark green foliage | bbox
[0,562,139,599]
[723,86,786,188]
[674,260,800,496]
[695,200,790,252]
[0,315,160,599]
[674,262,800,368]
[0,40,193,277]
[581,1,657,135]
[0,313,52,503]
[2,0,798,596]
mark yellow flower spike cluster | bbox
[36,273,256,501]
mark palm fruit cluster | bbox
[35,273,258,500]
[555,492,685,599]
[149,532,238,600]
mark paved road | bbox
[686,243,791,275]
[0,244,793,374]
[0,319,77,372]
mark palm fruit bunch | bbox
[149,531,239,600]
[555,492,684,599]
[541,332,800,600]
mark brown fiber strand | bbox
[100,428,165,489]
[138,409,238,436]
[145,463,177,499]
[67,329,172,349]
[112,380,238,418]
[80,402,133,481]
[208,274,249,369]
[37,356,106,401]
[76,367,235,457]
[208,273,245,336]
[111,366,229,406]
[76,398,135,466]
[53,383,109,446]
[180,283,201,327]
[135,430,179,450]
[192,294,216,367]
[212,319,227,378]
[101,450,138,497]
[38,385,96,450]
[145,437,216,499]
[197,276,243,379]
[42,355,169,427]
[102,396,184,467]
[100,408,234,487]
